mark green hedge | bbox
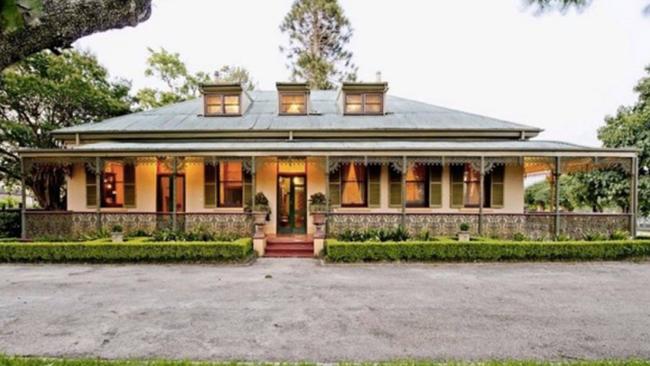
[0,238,253,263]
[326,239,650,262]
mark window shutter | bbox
[204,163,217,208]
[243,169,252,208]
[124,163,136,208]
[450,165,465,208]
[368,165,381,208]
[85,166,97,208]
[491,165,505,208]
[429,165,443,208]
[329,170,341,207]
[389,167,402,208]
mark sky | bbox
[73,0,650,147]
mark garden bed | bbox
[326,239,650,262]
[0,238,252,263]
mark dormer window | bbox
[341,82,388,115]
[344,93,383,115]
[200,83,244,116]
[205,94,241,116]
[276,82,310,116]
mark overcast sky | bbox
[73,0,650,147]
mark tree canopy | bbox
[280,0,357,90]
[0,0,152,70]
[135,48,255,110]
[0,49,132,209]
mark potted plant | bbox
[458,222,470,242]
[111,224,124,243]
[252,192,270,238]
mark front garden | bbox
[326,225,650,262]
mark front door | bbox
[157,175,185,213]
[277,175,307,234]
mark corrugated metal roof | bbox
[55,139,625,153]
[54,91,542,134]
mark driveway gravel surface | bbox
[0,259,649,361]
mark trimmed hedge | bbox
[326,239,650,262]
[0,238,253,263]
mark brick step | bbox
[265,243,313,251]
[264,250,314,258]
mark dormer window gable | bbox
[200,83,244,116]
[277,82,310,115]
[341,82,388,115]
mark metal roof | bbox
[53,91,542,135]
[19,139,636,157]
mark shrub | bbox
[111,225,123,233]
[584,232,608,241]
[309,192,327,213]
[336,226,411,242]
[0,239,253,263]
[326,239,650,262]
[610,230,629,241]
[459,222,470,232]
[0,210,20,238]
[513,232,527,242]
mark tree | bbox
[596,66,650,216]
[527,0,650,14]
[279,0,357,90]
[524,177,575,212]
[135,48,256,110]
[0,49,132,209]
[0,0,152,70]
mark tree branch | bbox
[0,0,152,70]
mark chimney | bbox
[375,71,382,82]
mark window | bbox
[86,161,136,208]
[450,164,505,208]
[280,93,307,114]
[341,163,366,207]
[204,161,251,208]
[344,93,384,115]
[464,165,481,207]
[219,162,243,207]
[204,94,240,115]
[405,164,428,207]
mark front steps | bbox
[264,235,314,258]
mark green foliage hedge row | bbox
[0,238,252,263]
[326,239,650,262]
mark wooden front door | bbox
[277,174,307,234]
[156,175,185,213]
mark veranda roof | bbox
[20,139,637,157]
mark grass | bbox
[2,356,650,366]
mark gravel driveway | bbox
[1,260,649,361]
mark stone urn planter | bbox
[309,193,328,238]
[252,192,271,239]
[111,225,124,243]
[457,222,470,242]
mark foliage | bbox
[111,225,122,233]
[527,0,650,15]
[0,209,20,238]
[597,65,650,216]
[309,192,327,212]
[513,232,528,242]
[151,227,241,242]
[279,0,357,89]
[459,223,470,232]
[326,239,650,262]
[524,177,575,212]
[135,48,255,110]
[252,192,271,213]
[337,226,410,242]
[1,0,43,34]
[0,238,253,263]
[0,49,132,209]
[0,196,19,208]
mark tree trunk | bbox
[1,0,152,70]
